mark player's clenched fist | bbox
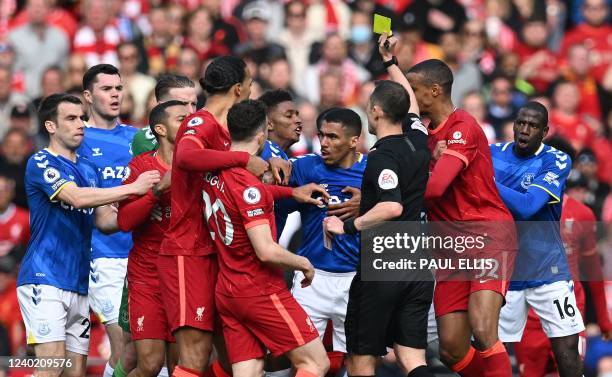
[299,257,315,288]
[246,155,269,178]
[131,170,161,195]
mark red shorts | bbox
[157,254,218,333]
[433,279,509,317]
[128,276,174,342]
[216,289,319,364]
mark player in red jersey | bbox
[116,101,189,377]
[203,99,330,377]
[158,56,291,377]
[406,59,517,377]
[513,137,612,377]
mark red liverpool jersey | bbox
[160,109,234,256]
[0,204,29,256]
[202,167,286,297]
[426,109,513,223]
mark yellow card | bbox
[373,14,392,36]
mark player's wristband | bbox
[383,56,398,69]
[343,218,359,235]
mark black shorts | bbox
[345,275,434,356]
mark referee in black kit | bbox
[324,34,434,377]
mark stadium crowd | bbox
[0,0,611,376]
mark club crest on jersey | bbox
[101,300,114,316]
[243,187,261,204]
[520,173,535,189]
[378,169,398,190]
[188,117,203,127]
[196,307,205,321]
[43,168,61,183]
[137,316,144,331]
[306,317,316,332]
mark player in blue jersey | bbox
[490,102,584,377]
[17,94,159,377]
[258,89,300,162]
[78,64,139,377]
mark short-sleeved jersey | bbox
[132,126,158,156]
[17,149,100,294]
[360,116,429,220]
[261,140,289,161]
[202,167,286,297]
[561,196,597,283]
[426,109,512,222]
[121,151,171,253]
[289,153,366,272]
[490,142,572,289]
[261,140,291,235]
[160,110,231,256]
[78,123,138,259]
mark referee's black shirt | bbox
[359,113,430,221]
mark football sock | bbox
[295,370,318,377]
[480,341,512,377]
[407,365,435,377]
[450,346,484,377]
[113,360,127,377]
[172,366,203,377]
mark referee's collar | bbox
[371,133,405,151]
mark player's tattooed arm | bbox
[247,223,315,287]
[56,170,160,209]
[378,32,420,116]
[95,204,119,234]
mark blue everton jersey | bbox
[490,142,572,290]
[261,140,291,234]
[261,140,289,161]
[78,124,138,259]
[18,149,100,294]
[289,153,366,272]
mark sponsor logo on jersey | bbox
[92,148,103,157]
[101,166,130,180]
[188,117,203,127]
[447,130,466,145]
[37,321,51,336]
[520,173,535,189]
[543,172,560,187]
[184,129,196,136]
[378,169,398,190]
[121,167,131,182]
[247,208,264,217]
[43,168,61,184]
[137,316,144,332]
[243,187,261,204]
[195,307,205,321]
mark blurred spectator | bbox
[300,33,369,107]
[8,0,78,40]
[0,43,26,95]
[291,101,320,156]
[0,129,30,209]
[348,10,385,78]
[143,6,181,77]
[461,19,496,80]
[118,41,155,123]
[73,0,121,67]
[64,54,87,92]
[176,47,202,93]
[351,0,397,22]
[0,175,28,258]
[166,3,187,41]
[561,43,604,121]
[394,19,442,70]
[515,16,559,95]
[483,0,517,53]
[184,7,229,63]
[110,0,144,45]
[31,65,64,113]
[574,149,610,218]
[259,56,295,94]
[438,31,482,105]
[318,70,343,111]
[234,2,285,65]
[0,66,28,139]
[462,91,496,143]
[305,0,352,41]
[559,0,612,83]
[401,0,467,44]
[487,75,521,137]
[8,103,35,135]
[276,0,317,92]
[120,90,136,126]
[203,0,245,52]
[7,0,68,99]
[0,255,22,356]
[549,81,596,151]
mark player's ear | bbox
[44,120,57,135]
[154,123,167,138]
[349,134,359,149]
[431,84,441,98]
[233,82,242,99]
[542,125,549,139]
[82,89,94,105]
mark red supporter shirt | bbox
[560,24,612,82]
[549,110,595,151]
[118,151,171,266]
[514,44,559,94]
[0,204,29,257]
[426,109,513,223]
[203,167,286,297]
[160,109,248,256]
